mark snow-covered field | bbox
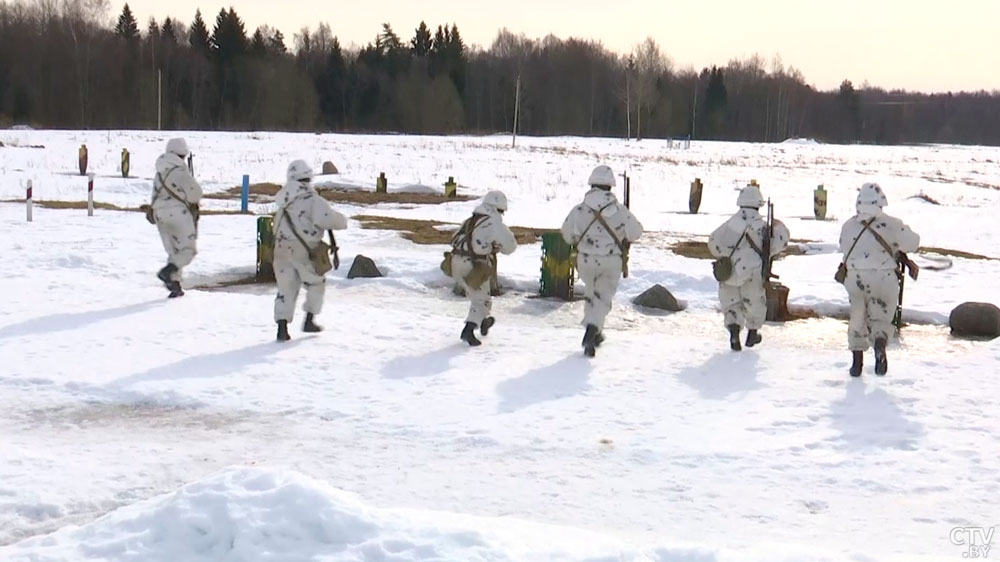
[0,130,998,561]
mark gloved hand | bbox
[328,230,340,270]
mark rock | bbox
[949,302,1000,339]
[347,255,383,279]
[632,284,685,312]
[321,161,338,175]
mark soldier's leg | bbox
[718,283,745,328]
[464,279,491,326]
[298,260,327,317]
[743,277,768,331]
[867,269,899,344]
[846,270,871,351]
[586,256,622,331]
[576,255,600,327]
[273,255,302,323]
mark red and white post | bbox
[26,180,33,222]
[87,173,95,216]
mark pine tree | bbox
[161,17,176,44]
[269,30,287,54]
[703,67,728,138]
[115,3,140,40]
[449,24,464,54]
[411,22,432,57]
[189,9,211,56]
[251,28,267,57]
[211,8,247,60]
[147,17,159,41]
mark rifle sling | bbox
[580,203,627,256]
[280,209,316,255]
[843,218,877,262]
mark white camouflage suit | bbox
[839,184,919,351]
[272,179,347,323]
[708,202,790,330]
[152,140,202,282]
[449,201,517,326]
[561,188,643,331]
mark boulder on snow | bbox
[949,302,1000,339]
[632,284,685,312]
[321,161,339,175]
[347,255,383,279]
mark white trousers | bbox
[155,207,197,281]
[451,255,492,325]
[577,254,622,331]
[845,268,898,351]
[273,249,326,323]
[719,275,767,330]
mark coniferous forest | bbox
[2,1,999,145]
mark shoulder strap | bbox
[868,225,897,258]
[154,166,187,205]
[578,202,615,242]
[729,229,750,258]
[590,206,626,255]
[844,218,876,261]
[452,214,487,255]
[281,209,313,253]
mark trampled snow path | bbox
[1,203,998,561]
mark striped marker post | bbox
[87,173,95,216]
[26,181,33,222]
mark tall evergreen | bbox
[161,17,176,44]
[189,10,211,56]
[411,22,432,57]
[114,4,139,40]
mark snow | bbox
[5,467,768,562]
[1,130,999,562]
[780,138,821,145]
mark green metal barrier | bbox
[257,216,275,281]
[540,232,575,300]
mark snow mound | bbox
[9,467,757,562]
[780,137,821,145]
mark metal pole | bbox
[512,73,521,148]
[87,173,94,216]
[241,174,250,213]
[26,180,33,222]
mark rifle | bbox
[893,252,920,329]
[328,230,340,270]
[760,199,778,282]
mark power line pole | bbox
[512,73,521,148]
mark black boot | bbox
[874,338,888,376]
[276,320,290,342]
[303,313,323,333]
[157,264,177,288]
[745,329,762,348]
[461,322,481,347]
[167,281,184,298]
[582,324,599,357]
[594,331,605,348]
[849,351,863,377]
[480,317,495,337]
[728,324,742,351]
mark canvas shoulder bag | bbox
[281,208,332,276]
[713,229,748,282]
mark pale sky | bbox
[116,0,1000,93]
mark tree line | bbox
[2,1,999,145]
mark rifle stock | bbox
[761,199,775,282]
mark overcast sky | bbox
[115,0,1000,93]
